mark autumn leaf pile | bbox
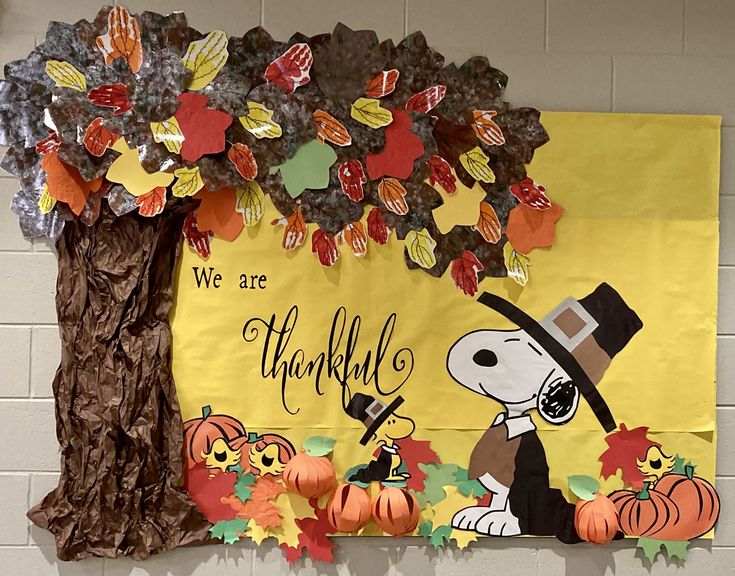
[0,5,561,294]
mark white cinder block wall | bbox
[0,0,733,574]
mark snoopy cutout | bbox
[447,283,643,542]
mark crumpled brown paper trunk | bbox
[27,204,211,560]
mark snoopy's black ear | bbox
[537,377,579,425]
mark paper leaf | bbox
[174,93,233,163]
[429,524,452,548]
[473,201,502,244]
[453,468,489,500]
[509,177,551,210]
[312,110,352,146]
[183,211,213,260]
[272,208,308,251]
[225,475,286,530]
[183,463,238,523]
[210,518,249,545]
[405,85,446,113]
[150,117,184,154]
[338,221,368,258]
[87,83,132,115]
[459,146,496,183]
[418,521,433,537]
[663,540,690,561]
[568,475,600,501]
[365,69,399,98]
[393,437,440,493]
[303,436,336,457]
[351,98,393,129]
[134,187,166,217]
[337,159,367,202]
[450,251,485,297]
[269,140,337,199]
[182,30,229,90]
[505,202,563,254]
[35,132,61,155]
[472,110,505,146]
[238,102,283,139]
[405,228,437,269]
[366,207,391,245]
[429,178,485,235]
[418,463,459,505]
[228,143,258,181]
[284,506,335,564]
[452,527,478,549]
[672,455,696,475]
[235,182,265,227]
[41,152,102,216]
[83,117,118,157]
[107,138,174,197]
[45,60,86,92]
[599,423,660,489]
[503,242,530,287]
[312,229,340,267]
[172,167,205,198]
[427,155,456,194]
[366,110,424,180]
[95,5,143,73]
[264,43,313,93]
[196,187,244,241]
[38,184,56,214]
[378,178,409,215]
[234,471,257,502]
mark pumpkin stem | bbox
[202,405,212,419]
[685,464,694,480]
[636,482,652,500]
[247,432,263,443]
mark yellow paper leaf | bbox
[106,138,174,197]
[246,492,316,548]
[38,183,56,214]
[182,30,229,90]
[150,117,184,154]
[171,166,204,198]
[459,146,496,183]
[239,102,283,139]
[350,97,394,129]
[503,242,530,286]
[451,527,479,549]
[235,181,265,227]
[426,173,485,235]
[44,60,86,92]
[428,487,479,549]
[405,228,437,269]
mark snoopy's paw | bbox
[452,506,494,531]
[474,508,521,536]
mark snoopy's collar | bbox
[492,413,536,439]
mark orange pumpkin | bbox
[282,452,336,498]
[233,432,296,476]
[183,405,246,469]
[653,465,720,540]
[327,483,372,533]
[574,493,619,545]
[371,487,420,536]
[610,482,680,538]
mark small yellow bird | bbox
[637,445,675,484]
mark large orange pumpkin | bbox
[574,493,619,545]
[653,465,720,540]
[183,405,247,469]
[282,452,336,498]
[371,487,420,536]
[609,483,680,538]
[327,483,372,533]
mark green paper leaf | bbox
[429,525,452,548]
[269,140,337,198]
[343,464,370,488]
[672,455,696,475]
[419,463,459,505]
[454,467,489,499]
[663,540,690,561]
[637,538,689,563]
[234,471,256,501]
[412,489,428,509]
[210,518,249,545]
[227,463,244,476]
[637,537,664,562]
[303,436,336,456]
[418,520,433,537]
[568,475,600,501]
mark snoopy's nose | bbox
[472,349,498,367]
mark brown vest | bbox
[468,423,521,487]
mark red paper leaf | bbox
[40,152,103,216]
[134,187,167,217]
[364,69,399,98]
[196,187,244,242]
[174,93,233,163]
[505,202,563,254]
[450,251,485,297]
[312,228,340,267]
[264,43,313,94]
[87,83,132,115]
[366,207,390,245]
[393,437,441,493]
[509,177,551,210]
[282,504,335,565]
[405,85,446,113]
[427,155,456,194]
[183,462,238,524]
[599,423,660,489]
[337,159,367,202]
[366,110,425,180]
[35,131,61,155]
[228,143,258,181]
[83,117,118,157]
[183,211,213,260]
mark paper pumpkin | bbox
[574,493,619,546]
[282,452,336,498]
[371,487,420,536]
[183,405,247,469]
[237,433,297,476]
[609,483,679,538]
[326,484,372,533]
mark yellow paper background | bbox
[171,112,719,514]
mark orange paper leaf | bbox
[95,5,143,73]
[228,143,258,181]
[196,187,244,242]
[134,187,167,217]
[83,117,118,157]
[312,110,352,146]
[473,201,502,244]
[365,69,399,98]
[40,152,103,216]
[472,110,505,146]
[271,207,307,251]
[377,178,409,215]
[504,202,563,254]
[338,221,367,258]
